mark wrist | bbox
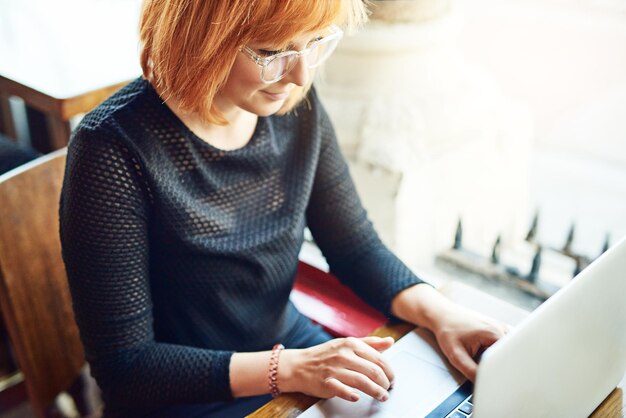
[391,283,457,333]
[276,348,300,394]
[268,344,285,397]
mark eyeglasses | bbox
[240,25,344,83]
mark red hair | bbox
[140,0,367,124]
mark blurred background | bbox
[459,0,626,257]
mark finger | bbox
[323,377,361,402]
[359,336,394,351]
[336,369,389,402]
[342,353,392,390]
[448,346,478,382]
[352,337,396,385]
[478,329,501,349]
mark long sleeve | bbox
[59,125,233,408]
[305,97,425,317]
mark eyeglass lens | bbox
[261,36,340,83]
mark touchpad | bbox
[299,344,462,418]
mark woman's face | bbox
[214,32,315,118]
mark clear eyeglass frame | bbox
[240,25,344,84]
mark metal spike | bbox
[600,233,610,256]
[562,223,575,253]
[573,257,582,278]
[527,246,542,283]
[491,235,501,264]
[525,211,539,242]
[453,219,463,250]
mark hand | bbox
[431,306,510,381]
[278,336,395,402]
[391,283,510,382]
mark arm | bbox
[303,91,508,381]
[60,126,232,406]
[304,92,423,317]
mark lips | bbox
[262,90,290,101]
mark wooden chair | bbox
[0,149,95,417]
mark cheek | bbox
[225,56,264,95]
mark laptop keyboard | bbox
[425,381,473,418]
[444,394,473,418]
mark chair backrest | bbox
[0,148,85,417]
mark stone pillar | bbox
[316,0,533,269]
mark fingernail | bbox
[350,392,360,402]
[380,392,389,402]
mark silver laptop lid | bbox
[474,236,626,418]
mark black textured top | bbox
[59,78,423,415]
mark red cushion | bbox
[291,262,387,337]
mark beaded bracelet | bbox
[268,343,285,398]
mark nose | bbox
[283,55,309,87]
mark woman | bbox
[59,0,508,416]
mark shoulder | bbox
[67,79,152,163]
[69,77,161,157]
[77,77,151,133]
[64,81,154,203]
[71,77,170,151]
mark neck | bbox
[165,99,258,151]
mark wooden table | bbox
[250,322,623,418]
[0,0,142,152]
[250,282,625,418]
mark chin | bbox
[258,109,281,117]
[250,103,285,117]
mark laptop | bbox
[299,236,626,418]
